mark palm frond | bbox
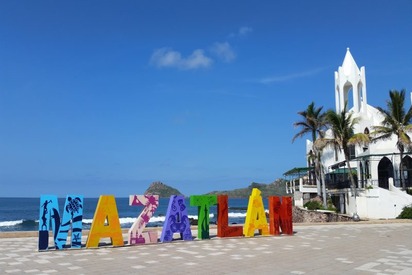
[348,133,370,147]
[313,138,338,151]
[292,102,326,143]
[404,124,412,132]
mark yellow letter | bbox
[86,195,124,248]
[243,188,269,237]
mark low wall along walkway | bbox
[293,207,353,223]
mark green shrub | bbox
[326,205,337,212]
[304,200,323,210]
[304,198,337,212]
[397,204,412,219]
[326,199,337,212]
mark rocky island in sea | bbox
[207,179,288,198]
[144,181,184,197]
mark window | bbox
[365,160,370,179]
[349,145,356,160]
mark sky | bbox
[1,1,412,197]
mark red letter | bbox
[268,196,293,235]
[217,195,243,238]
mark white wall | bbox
[345,180,412,219]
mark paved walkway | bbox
[1,222,412,274]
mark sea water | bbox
[0,197,258,232]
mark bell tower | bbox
[334,48,367,113]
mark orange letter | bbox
[280,196,293,235]
[268,196,281,235]
[217,195,243,237]
[86,195,124,248]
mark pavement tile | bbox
[1,222,412,274]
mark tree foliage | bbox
[292,102,326,143]
[315,102,369,191]
[372,89,412,189]
[292,102,327,200]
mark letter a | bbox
[160,195,192,242]
[86,195,124,248]
[243,188,269,237]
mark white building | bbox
[288,48,412,219]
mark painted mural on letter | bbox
[160,195,192,242]
[38,195,83,251]
[128,194,159,245]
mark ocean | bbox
[0,197,259,232]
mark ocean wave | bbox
[0,219,39,228]
[82,219,93,224]
[0,220,24,227]
[1,212,245,229]
[228,212,247,218]
[82,217,165,225]
[82,214,218,225]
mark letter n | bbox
[280,196,293,235]
[268,196,293,235]
[86,195,124,248]
[268,196,281,235]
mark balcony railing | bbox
[302,178,317,186]
[325,179,351,190]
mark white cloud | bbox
[259,67,327,84]
[229,26,253,38]
[184,49,213,69]
[238,26,253,36]
[150,48,213,70]
[150,48,181,68]
[210,42,236,63]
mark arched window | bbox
[378,157,394,189]
[402,156,412,188]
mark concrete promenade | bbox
[1,221,412,274]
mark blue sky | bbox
[1,1,412,197]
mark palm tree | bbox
[292,102,326,144]
[372,89,412,190]
[315,102,369,218]
[292,102,326,203]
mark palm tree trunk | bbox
[315,163,321,196]
[316,150,327,208]
[344,153,359,219]
[345,156,357,191]
[314,149,321,196]
[307,157,312,184]
[321,164,327,208]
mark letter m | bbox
[38,195,84,250]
